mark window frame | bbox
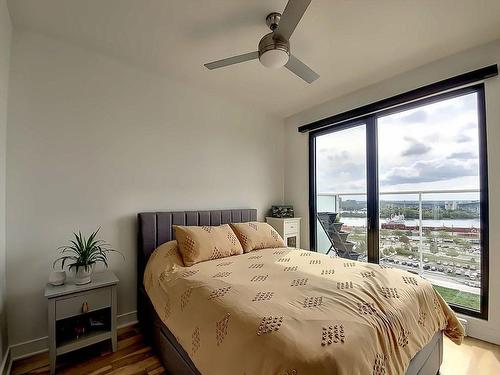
[309,84,489,319]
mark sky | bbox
[316,92,480,201]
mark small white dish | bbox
[49,271,66,286]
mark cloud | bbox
[317,150,366,192]
[401,110,427,123]
[324,150,349,160]
[455,134,473,143]
[423,132,441,143]
[319,159,365,181]
[382,159,478,185]
[459,94,477,109]
[447,152,477,160]
[401,137,431,157]
[463,122,477,130]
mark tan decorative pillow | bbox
[230,222,285,253]
[173,224,243,266]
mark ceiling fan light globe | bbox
[259,49,289,68]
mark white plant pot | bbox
[74,264,94,285]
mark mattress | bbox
[144,246,463,375]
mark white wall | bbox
[284,39,500,344]
[6,30,284,350]
[0,0,11,364]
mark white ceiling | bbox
[8,0,500,117]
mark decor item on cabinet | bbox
[53,228,123,285]
[271,205,294,218]
[266,217,301,248]
[48,270,66,286]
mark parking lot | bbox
[381,254,480,289]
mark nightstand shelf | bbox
[57,330,112,356]
[45,270,118,375]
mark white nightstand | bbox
[44,270,118,375]
[266,217,301,248]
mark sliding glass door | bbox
[310,85,488,318]
[313,123,367,262]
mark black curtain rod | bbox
[298,64,498,133]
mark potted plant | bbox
[53,228,122,285]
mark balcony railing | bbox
[317,189,481,296]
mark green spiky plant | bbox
[53,228,122,272]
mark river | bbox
[340,217,480,228]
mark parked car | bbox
[455,269,462,275]
[447,268,453,273]
[431,266,437,271]
[423,264,430,270]
[438,267,445,272]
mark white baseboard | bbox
[0,348,11,375]
[7,310,137,366]
[10,338,47,362]
[117,310,138,328]
[456,313,500,346]
[466,326,500,346]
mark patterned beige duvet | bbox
[144,245,464,375]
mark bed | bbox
[137,209,462,375]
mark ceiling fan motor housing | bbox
[258,32,290,68]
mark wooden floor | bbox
[11,325,165,375]
[442,335,500,375]
[11,325,500,375]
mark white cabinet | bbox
[266,217,301,249]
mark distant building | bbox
[457,201,480,214]
[445,201,458,210]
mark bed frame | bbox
[137,209,442,375]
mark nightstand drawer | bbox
[56,288,111,320]
[284,220,299,235]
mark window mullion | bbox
[366,116,379,264]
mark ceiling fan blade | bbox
[204,51,259,70]
[274,0,311,41]
[285,54,319,83]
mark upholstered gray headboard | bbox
[137,209,257,284]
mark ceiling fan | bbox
[204,0,319,84]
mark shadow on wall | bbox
[113,213,138,308]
